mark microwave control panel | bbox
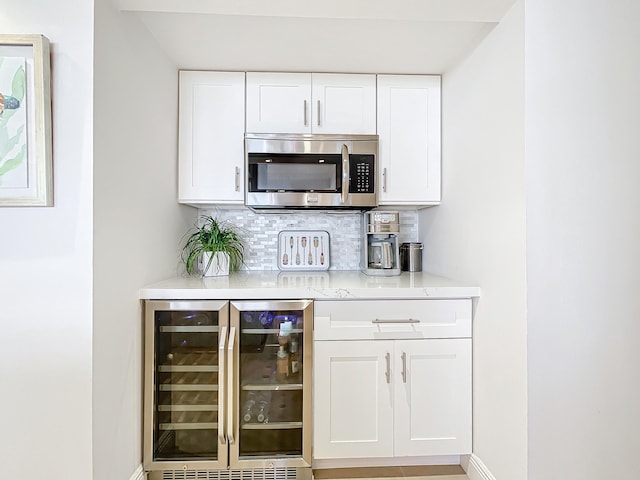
[350,155,375,193]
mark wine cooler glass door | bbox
[144,300,230,472]
[229,300,313,469]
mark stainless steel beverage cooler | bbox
[144,300,313,480]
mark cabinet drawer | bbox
[314,299,471,340]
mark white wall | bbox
[0,1,94,479]
[419,2,526,479]
[92,0,196,478]
[526,1,640,479]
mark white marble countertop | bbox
[139,270,480,300]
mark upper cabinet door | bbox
[178,71,245,205]
[246,72,312,134]
[246,72,376,134]
[377,75,441,205]
[311,73,377,134]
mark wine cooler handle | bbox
[401,352,407,383]
[217,326,227,445]
[227,326,236,445]
[385,352,391,384]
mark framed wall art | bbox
[0,34,52,206]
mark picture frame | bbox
[0,34,52,206]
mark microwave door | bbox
[247,153,343,208]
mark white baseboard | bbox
[461,454,496,480]
[129,464,145,480]
[313,455,461,470]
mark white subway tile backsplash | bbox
[200,208,418,271]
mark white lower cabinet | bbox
[313,300,472,461]
[313,340,394,459]
[393,338,471,456]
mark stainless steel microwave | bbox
[245,133,379,210]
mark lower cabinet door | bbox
[393,338,472,456]
[313,340,393,459]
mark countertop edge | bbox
[139,287,481,300]
[139,271,481,301]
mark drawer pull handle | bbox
[385,352,391,384]
[372,318,420,324]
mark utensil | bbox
[289,236,294,263]
[282,235,288,265]
[313,237,319,265]
[301,236,307,262]
[320,237,325,265]
[302,237,313,265]
[296,236,301,265]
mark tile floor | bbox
[313,466,469,480]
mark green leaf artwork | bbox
[0,144,26,176]
[0,58,27,187]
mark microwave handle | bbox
[341,144,349,204]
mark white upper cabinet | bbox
[178,71,246,205]
[245,72,311,134]
[246,72,376,134]
[311,74,377,134]
[377,75,441,206]
[177,71,442,207]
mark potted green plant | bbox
[181,215,245,276]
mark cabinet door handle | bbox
[385,352,391,384]
[234,166,241,192]
[227,326,236,445]
[401,352,407,383]
[372,318,420,324]
[303,100,308,126]
[217,326,227,444]
[317,100,321,126]
[383,168,388,193]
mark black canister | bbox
[400,243,423,272]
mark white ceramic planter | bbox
[200,251,231,277]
